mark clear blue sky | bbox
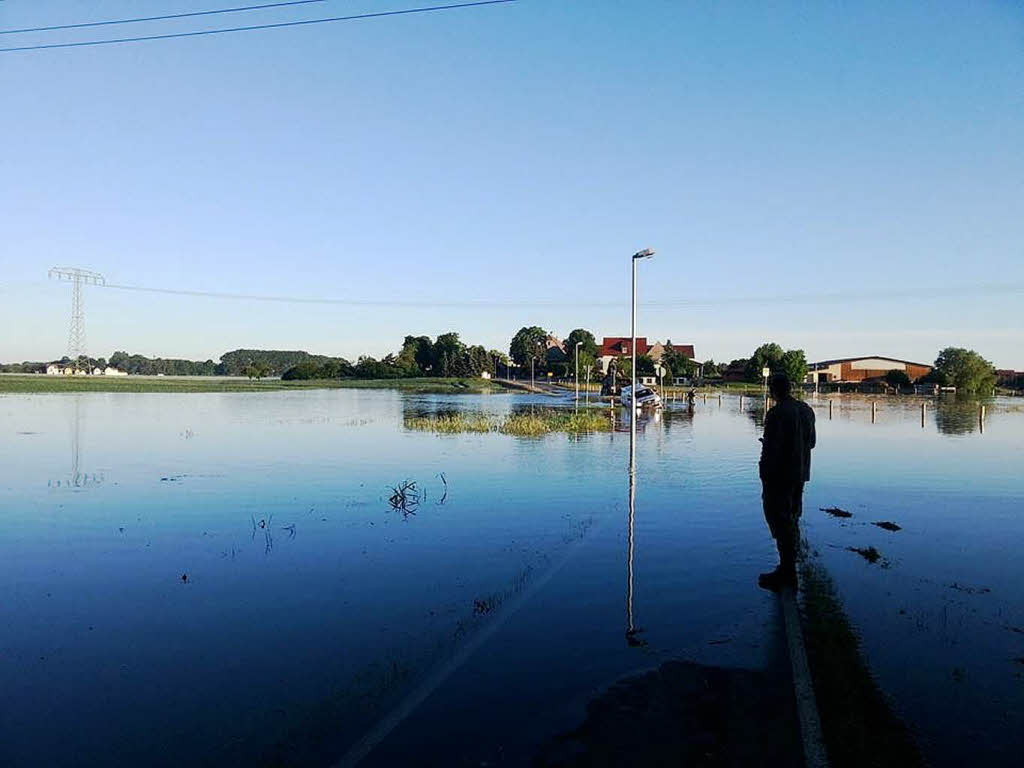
[2,0,1022,367]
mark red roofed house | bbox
[649,341,696,363]
[596,337,695,377]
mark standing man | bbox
[758,373,816,590]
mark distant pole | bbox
[871,401,877,423]
[829,400,833,419]
[586,367,591,406]
[921,401,926,428]
[531,357,535,389]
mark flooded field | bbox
[1,390,1021,766]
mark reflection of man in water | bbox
[758,374,816,590]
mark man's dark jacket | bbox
[759,397,816,488]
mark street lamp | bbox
[574,340,583,412]
[630,248,655,463]
[625,247,653,645]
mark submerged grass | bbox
[404,408,612,436]
[799,554,926,767]
[404,413,493,433]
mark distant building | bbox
[996,369,1023,388]
[45,363,127,376]
[596,337,695,375]
[545,335,567,365]
[722,360,748,382]
[46,364,78,375]
[807,356,933,385]
[648,341,695,363]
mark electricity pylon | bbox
[48,267,105,358]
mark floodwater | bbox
[0,390,1021,766]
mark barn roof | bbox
[810,356,932,369]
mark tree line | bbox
[2,337,1009,395]
[507,326,706,381]
[281,334,508,380]
[727,343,1000,395]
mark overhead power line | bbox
[0,0,328,36]
[96,281,1024,310]
[0,0,518,53]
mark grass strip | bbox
[0,375,509,395]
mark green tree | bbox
[564,328,598,380]
[220,349,330,377]
[243,362,268,381]
[636,354,657,376]
[779,349,808,387]
[564,329,598,358]
[660,340,695,379]
[397,336,432,375]
[432,332,465,377]
[701,359,723,378]
[615,356,631,379]
[488,349,509,377]
[509,326,548,369]
[885,369,912,387]
[744,342,784,382]
[463,344,490,376]
[282,362,320,380]
[933,347,997,395]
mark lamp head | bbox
[632,248,655,260]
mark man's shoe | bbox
[758,567,796,592]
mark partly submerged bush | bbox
[404,413,493,433]
[404,409,611,436]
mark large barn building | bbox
[806,356,933,384]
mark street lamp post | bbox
[626,247,653,647]
[574,340,583,412]
[630,248,655,465]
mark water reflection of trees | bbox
[745,400,770,430]
[934,400,984,435]
[740,395,998,436]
